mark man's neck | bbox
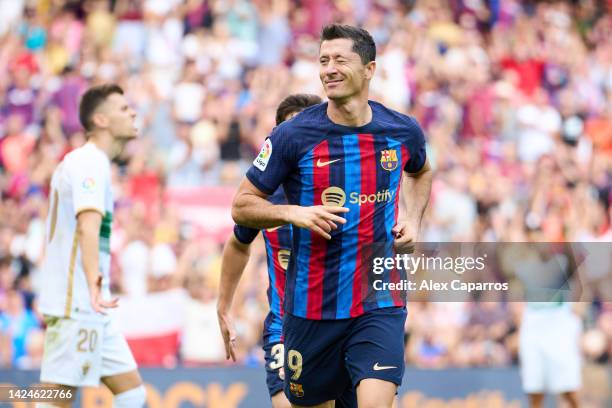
[87,130,115,159]
[327,97,372,127]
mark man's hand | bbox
[217,309,237,361]
[89,276,118,314]
[286,205,349,240]
[392,220,419,253]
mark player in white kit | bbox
[520,302,582,408]
[38,84,146,407]
[515,236,582,408]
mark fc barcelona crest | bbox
[290,382,305,397]
[380,149,399,171]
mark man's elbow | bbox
[231,195,247,225]
[231,205,242,225]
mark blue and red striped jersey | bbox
[246,101,427,320]
[234,187,292,344]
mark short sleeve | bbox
[246,125,296,195]
[234,224,259,244]
[69,158,106,217]
[403,119,427,174]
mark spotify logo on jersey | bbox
[321,186,394,207]
[321,187,347,207]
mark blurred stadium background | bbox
[0,0,610,407]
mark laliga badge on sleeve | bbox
[81,177,97,193]
[254,139,272,171]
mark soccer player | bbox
[232,24,433,408]
[37,84,146,408]
[517,233,582,408]
[520,301,582,408]
[217,93,323,408]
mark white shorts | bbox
[40,315,137,387]
[519,309,582,394]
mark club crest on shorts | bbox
[380,149,398,171]
[82,361,91,378]
[289,382,304,397]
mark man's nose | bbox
[324,60,339,75]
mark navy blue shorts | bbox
[263,341,357,406]
[283,307,407,406]
[263,341,285,398]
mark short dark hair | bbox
[320,24,376,65]
[79,84,124,131]
[275,94,322,125]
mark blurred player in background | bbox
[218,93,323,408]
[232,24,432,408]
[516,230,582,408]
[37,84,146,408]
[521,301,582,408]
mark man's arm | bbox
[232,178,349,240]
[77,210,118,313]
[231,178,292,229]
[217,235,251,362]
[393,158,433,245]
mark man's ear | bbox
[90,111,108,129]
[364,60,376,80]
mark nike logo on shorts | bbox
[316,158,341,167]
[373,362,397,371]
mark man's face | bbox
[319,38,375,101]
[95,93,138,140]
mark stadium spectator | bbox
[0,289,40,367]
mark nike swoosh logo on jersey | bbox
[373,363,397,371]
[316,158,341,167]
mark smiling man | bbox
[232,24,433,408]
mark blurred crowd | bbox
[0,0,611,370]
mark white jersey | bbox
[39,143,113,319]
[515,252,573,317]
